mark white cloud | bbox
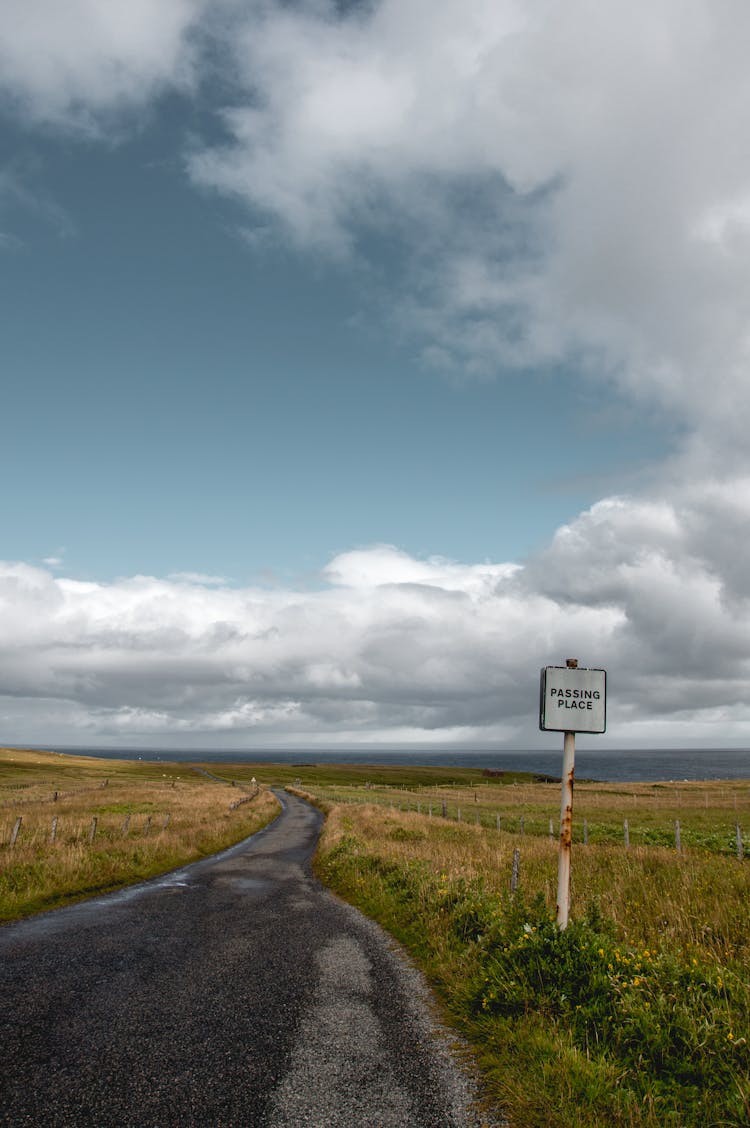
[1,482,749,748]
[0,0,206,130]
[188,0,750,447]
[167,572,230,586]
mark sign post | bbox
[539,658,606,929]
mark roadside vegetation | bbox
[0,748,279,920]
[3,750,748,1124]
[291,771,750,1128]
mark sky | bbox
[1,0,749,752]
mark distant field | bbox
[0,748,279,920]
[231,761,750,857]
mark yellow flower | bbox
[728,1032,734,1041]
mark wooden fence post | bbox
[736,823,743,860]
[121,814,131,835]
[50,816,58,843]
[496,814,501,832]
[583,818,588,845]
[520,815,525,836]
[10,816,22,847]
[623,819,630,848]
[511,847,521,892]
[144,816,151,836]
[549,818,554,839]
[89,817,97,844]
[675,819,682,854]
[162,814,171,830]
[442,800,447,818]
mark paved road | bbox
[0,791,498,1127]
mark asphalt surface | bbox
[0,790,499,1127]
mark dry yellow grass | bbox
[319,801,750,963]
[0,748,279,920]
[314,796,750,1127]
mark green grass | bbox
[313,798,750,1128]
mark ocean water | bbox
[32,745,750,782]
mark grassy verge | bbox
[315,801,750,1128]
[0,748,279,920]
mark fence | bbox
[310,786,748,860]
[1,786,262,849]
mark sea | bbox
[27,745,750,783]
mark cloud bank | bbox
[2,480,749,747]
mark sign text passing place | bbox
[539,666,607,733]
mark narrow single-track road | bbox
[0,791,498,1127]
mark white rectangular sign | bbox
[539,666,607,733]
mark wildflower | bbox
[728,1032,734,1041]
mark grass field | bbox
[289,769,750,1128]
[3,750,748,1124]
[0,748,279,920]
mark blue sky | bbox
[2,101,670,584]
[0,1,749,751]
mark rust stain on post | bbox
[556,731,575,929]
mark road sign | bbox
[539,665,606,734]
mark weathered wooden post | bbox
[623,819,630,848]
[441,800,447,818]
[736,823,744,860]
[121,814,131,835]
[50,816,58,843]
[89,817,98,844]
[10,816,22,847]
[144,816,151,837]
[511,847,521,892]
[496,814,501,832]
[674,819,682,854]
